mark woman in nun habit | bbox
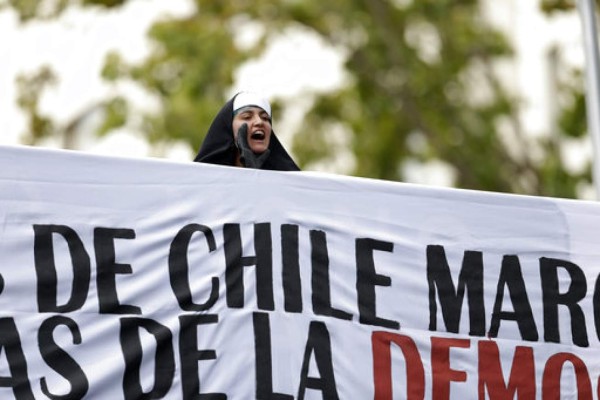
[194,92,300,171]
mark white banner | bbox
[0,144,599,399]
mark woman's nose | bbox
[252,114,264,126]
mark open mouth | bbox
[251,131,265,140]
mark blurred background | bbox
[0,0,594,199]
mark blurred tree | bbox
[1,0,126,22]
[5,0,593,198]
[541,0,600,12]
[16,65,57,145]
[15,65,127,149]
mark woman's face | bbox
[232,106,272,154]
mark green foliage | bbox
[5,0,124,22]
[8,0,594,198]
[97,3,264,149]
[540,0,576,14]
[558,69,587,138]
[7,0,71,21]
[540,0,600,14]
[17,65,128,148]
[16,65,57,144]
[283,0,531,192]
[95,96,128,137]
[82,0,125,7]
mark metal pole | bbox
[577,0,600,198]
